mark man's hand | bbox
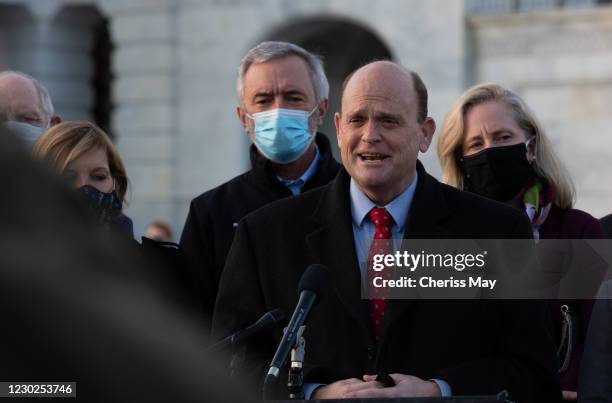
[312,378,374,399]
[562,390,577,401]
[341,374,441,399]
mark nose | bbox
[361,121,381,143]
[271,96,284,110]
[74,175,88,189]
[476,138,489,151]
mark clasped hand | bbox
[312,373,441,399]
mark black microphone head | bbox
[297,264,330,304]
[250,308,286,330]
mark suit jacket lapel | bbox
[306,169,373,337]
[381,162,452,340]
[403,163,452,239]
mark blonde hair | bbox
[437,83,575,208]
[32,121,128,204]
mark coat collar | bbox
[306,168,371,337]
[309,161,451,233]
[538,204,562,239]
[402,161,452,239]
[248,132,339,195]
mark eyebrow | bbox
[252,88,308,98]
[345,104,369,115]
[465,132,482,140]
[91,166,111,173]
[12,106,42,120]
[376,112,403,121]
[345,109,403,121]
[252,90,273,99]
[283,89,307,97]
[467,128,515,138]
[63,165,110,173]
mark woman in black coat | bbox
[438,83,605,401]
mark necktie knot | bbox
[369,207,393,231]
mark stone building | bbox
[1,0,611,236]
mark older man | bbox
[0,70,60,145]
[213,61,560,401]
[180,41,341,321]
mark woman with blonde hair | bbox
[33,121,133,236]
[438,83,603,400]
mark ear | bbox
[237,105,255,139]
[334,111,342,149]
[236,105,247,128]
[418,117,436,153]
[527,136,537,163]
[50,115,61,126]
[315,98,329,126]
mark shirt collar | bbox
[350,172,419,232]
[277,144,320,187]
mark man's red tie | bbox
[367,207,394,341]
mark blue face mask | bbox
[4,121,47,147]
[247,107,317,164]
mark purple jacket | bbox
[539,205,604,391]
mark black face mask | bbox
[77,185,122,225]
[460,142,534,202]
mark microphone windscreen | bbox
[297,264,330,304]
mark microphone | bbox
[264,264,330,384]
[208,308,286,353]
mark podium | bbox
[277,397,513,403]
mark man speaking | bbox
[213,61,560,402]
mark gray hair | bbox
[236,41,329,105]
[0,70,55,126]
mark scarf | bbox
[522,177,554,240]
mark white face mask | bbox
[3,121,47,147]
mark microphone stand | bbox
[229,344,246,379]
[288,326,306,400]
[261,325,307,400]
